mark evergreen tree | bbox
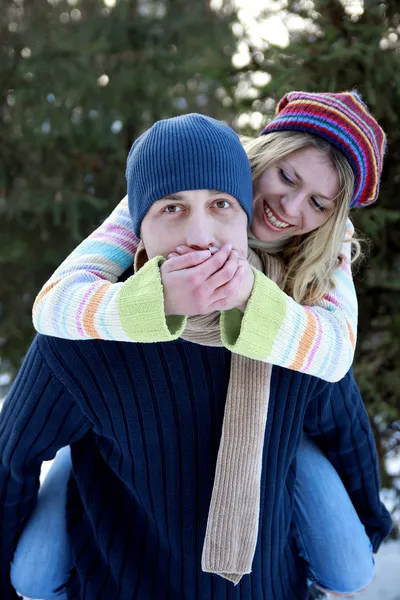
[0,0,238,383]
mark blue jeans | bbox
[11,437,374,600]
[292,436,374,595]
[11,446,72,600]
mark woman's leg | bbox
[11,446,73,600]
[293,435,375,596]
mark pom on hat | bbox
[126,113,253,236]
[260,90,386,208]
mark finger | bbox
[204,251,239,291]
[175,245,195,255]
[209,266,244,308]
[162,249,211,273]
[167,252,180,259]
[174,244,221,256]
[193,243,233,280]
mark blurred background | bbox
[0,0,399,594]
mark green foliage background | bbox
[0,0,399,522]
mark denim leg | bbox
[11,446,73,600]
[292,435,374,595]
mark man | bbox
[0,114,391,600]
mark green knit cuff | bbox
[118,256,187,342]
[220,267,287,359]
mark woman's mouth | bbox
[263,202,293,231]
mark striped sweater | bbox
[0,335,391,599]
[32,197,358,382]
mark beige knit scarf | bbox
[135,242,283,584]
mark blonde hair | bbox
[242,131,361,304]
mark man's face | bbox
[140,189,249,259]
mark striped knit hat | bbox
[126,113,253,236]
[260,90,386,208]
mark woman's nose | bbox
[280,191,305,217]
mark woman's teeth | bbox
[265,206,290,229]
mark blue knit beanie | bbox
[126,113,253,236]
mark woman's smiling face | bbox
[250,146,340,242]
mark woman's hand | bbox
[169,245,254,313]
[234,259,254,313]
[160,244,254,316]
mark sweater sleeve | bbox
[303,369,393,553]
[0,337,92,600]
[220,219,358,382]
[32,197,186,342]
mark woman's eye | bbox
[311,198,326,213]
[163,204,183,213]
[279,168,294,186]
[214,200,231,209]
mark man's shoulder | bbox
[36,334,123,377]
[34,335,129,403]
[37,333,124,359]
[36,333,93,356]
[271,364,332,399]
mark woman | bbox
[13,92,390,598]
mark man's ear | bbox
[134,242,149,272]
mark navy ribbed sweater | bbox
[0,335,392,600]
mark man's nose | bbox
[184,214,216,250]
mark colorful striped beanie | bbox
[126,113,253,237]
[260,90,386,208]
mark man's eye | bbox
[214,200,231,209]
[163,204,183,213]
